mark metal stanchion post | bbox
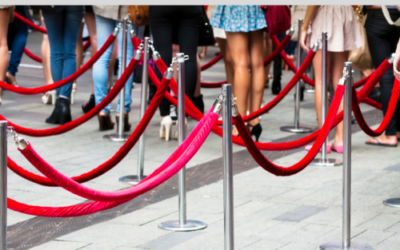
[159,53,207,232]
[222,84,235,250]
[0,121,7,250]
[305,69,315,93]
[119,37,150,185]
[312,32,342,167]
[320,63,372,250]
[281,19,313,133]
[104,18,129,142]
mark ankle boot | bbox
[98,114,115,131]
[116,113,131,132]
[45,98,71,125]
[191,95,204,114]
[82,94,95,114]
[45,98,63,124]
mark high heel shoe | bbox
[98,114,115,131]
[160,116,173,141]
[42,90,56,105]
[5,72,17,86]
[71,83,77,104]
[247,123,262,142]
[82,94,95,113]
[115,113,131,133]
[175,118,188,140]
[45,98,72,125]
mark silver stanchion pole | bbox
[312,32,342,167]
[0,121,7,250]
[320,63,372,250]
[281,19,313,133]
[119,37,150,185]
[104,18,130,142]
[159,53,207,232]
[305,69,315,93]
[222,84,235,250]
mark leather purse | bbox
[198,6,215,46]
[127,6,149,27]
[348,6,373,70]
[259,5,291,35]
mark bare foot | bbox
[366,134,397,146]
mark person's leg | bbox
[75,22,84,74]
[84,11,97,95]
[217,38,234,85]
[331,51,349,148]
[264,32,272,82]
[248,29,265,126]
[93,14,116,115]
[272,32,285,95]
[40,11,53,85]
[0,8,11,102]
[312,50,323,129]
[58,6,83,100]
[7,6,28,83]
[225,31,251,130]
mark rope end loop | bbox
[129,29,136,38]
[113,23,121,36]
[212,95,224,114]
[388,53,395,64]
[134,49,142,60]
[152,51,161,61]
[312,42,319,52]
[288,27,295,36]
[16,137,28,151]
[164,68,174,79]
[231,94,239,117]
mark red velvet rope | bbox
[8,111,219,217]
[234,84,345,176]
[352,78,400,137]
[8,76,171,187]
[0,57,139,137]
[83,40,91,52]
[200,53,222,71]
[200,80,228,89]
[23,48,42,63]
[0,34,116,94]
[14,12,47,33]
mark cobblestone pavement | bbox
[2,31,399,250]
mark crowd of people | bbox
[0,5,400,151]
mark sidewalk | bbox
[3,31,399,250]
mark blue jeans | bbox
[42,6,84,99]
[93,14,137,114]
[7,6,28,76]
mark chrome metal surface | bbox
[19,64,43,69]
[0,121,7,250]
[164,67,173,79]
[280,126,313,133]
[158,220,207,232]
[383,198,400,207]
[320,241,373,250]
[222,84,234,250]
[321,32,328,162]
[136,37,150,183]
[388,53,395,63]
[311,158,342,167]
[118,175,148,185]
[103,134,130,142]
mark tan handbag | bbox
[288,5,307,41]
[127,6,149,27]
[348,6,373,70]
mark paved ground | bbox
[1,30,400,250]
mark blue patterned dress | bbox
[210,5,267,32]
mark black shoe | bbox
[191,95,204,114]
[45,98,71,125]
[82,94,95,114]
[247,123,262,142]
[300,86,305,101]
[271,81,281,95]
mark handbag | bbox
[198,6,215,46]
[289,5,307,41]
[127,6,149,27]
[259,5,291,35]
[381,5,400,26]
[348,6,373,70]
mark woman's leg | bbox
[331,51,349,147]
[217,38,234,85]
[225,31,251,122]
[84,11,97,94]
[58,6,84,99]
[40,11,53,86]
[264,32,272,82]
[0,8,10,100]
[75,22,84,77]
[312,50,323,129]
[248,29,265,126]
[93,14,116,115]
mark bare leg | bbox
[194,54,201,97]
[225,31,251,134]
[75,22,84,88]
[264,32,272,82]
[248,30,265,126]
[199,46,207,59]
[40,11,53,86]
[216,38,234,85]
[0,8,10,100]
[84,12,97,94]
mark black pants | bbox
[365,8,400,136]
[149,6,202,116]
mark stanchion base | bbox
[383,198,400,208]
[280,126,313,133]
[305,89,315,93]
[158,220,207,232]
[311,158,342,167]
[320,241,373,250]
[119,175,148,185]
[103,134,129,142]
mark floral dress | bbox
[210,5,267,32]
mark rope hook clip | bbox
[7,127,27,150]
